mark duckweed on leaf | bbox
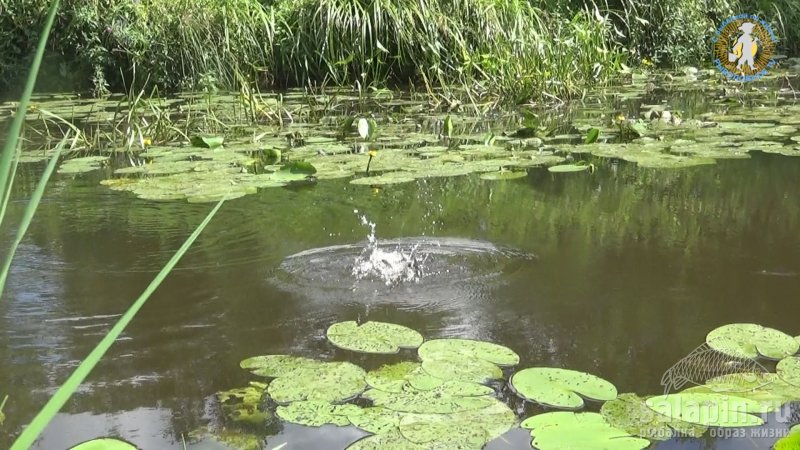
[645,393,768,427]
[326,321,423,354]
[521,412,650,450]
[600,393,707,441]
[276,401,362,427]
[706,323,799,359]
[510,367,617,409]
[267,361,366,404]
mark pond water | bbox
[2,71,800,449]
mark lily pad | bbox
[479,171,527,180]
[326,321,423,354]
[366,362,445,392]
[347,429,426,449]
[69,438,138,450]
[645,393,768,427]
[510,367,618,409]
[267,361,366,404]
[362,385,495,414]
[548,164,590,173]
[585,127,600,144]
[240,355,322,378]
[216,386,271,426]
[276,400,362,427]
[706,323,799,359]
[774,424,800,450]
[348,407,405,434]
[778,357,800,387]
[421,356,503,384]
[521,412,650,450]
[58,156,109,174]
[417,338,519,366]
[601,393,707,441]
[350,173,417,185]
[191,135,225,148]
[683,373,800,410]
[398,399,515,448]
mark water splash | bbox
[351,211,426,286]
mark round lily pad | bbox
[706,323,799,359]
[267,361,366,404]
[601,393,707,441]
[479,171,527,180]
[326,321,423,354]
[417,338,519,366]
[398,399,515,448]
[547,164,590,173]
[347,429,426,449]
[239,355,321,378]
[69,438,138,450]
[778,357,800,387]
[362,385,494,414]
[510,368,618,409]
[521,412,650,450]
[350,173,417,185]
[645,393,768,427]
[348,407,405,434]
[366,362,443,392]
[276,400,362,427]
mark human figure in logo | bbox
[729,22,759,71]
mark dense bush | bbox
[0,0,796,100]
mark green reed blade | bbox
[0,134,70,297]
[0,143,21,227]
[0,0,61,208]
[10,196,227,450]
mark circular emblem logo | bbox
[713,14,777,82]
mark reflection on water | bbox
[1,151,799,449]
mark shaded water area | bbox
[2,75,800,448]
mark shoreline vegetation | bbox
[0,0,798,102]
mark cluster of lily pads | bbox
[189,321,800,450]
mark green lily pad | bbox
[58,156,109,174]
[417,338,519,366]
[191,135,225,149]
[282,161,317,174]
[778,357,800,387]
[366,362,446,392]
[521,412,650,450]
[69,438,138,450]
[706,323,799,359]
[683,373,800,410]
[362,385,495,414]
[774,425,800,450]
[548,164,590,173]
[398,399,515,448]
[350,173,417,185]
[479,171,527,180]
[326,321,423,354]
[348,407,405,434]
[240,355,322,378]
[645,393,768,427]
[347,429,426,449]
[585,127,600,144]
[267,361,366,404]
[216,386,271,426]
[421,356,503,383]
[601,393,707,440]
[276,401,362,427]
[510,367,618,409]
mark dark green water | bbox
[1,151,799,449]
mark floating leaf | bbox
[683,373,800,410]
[216,386,270,426]
[398,399,515,448]
[601,393,706,441]
[645,393,768,427]
[479,171,527,181]
[585,127,600,144]
[69,438,138,450]
[58,156,109,174]
[282,161,317,174]
[326,321,423,354]
[363,385,494,414]
[521,412,650,450]
[267,361,366,404]
[706,323,799,359]
[348,407,405,434]
[778,357,800,387]
[190,135,225,149]
[366,362,444,393]
[276,401,362,427]
[774,425,800,450]
[510,367,617,409]
[347,429,426,449]
[443,116,454,138]
[350,173,416,185]
[417,339,519,366]
[548,164,590,173]
[240,355,322,378]
[421,356,503,383]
